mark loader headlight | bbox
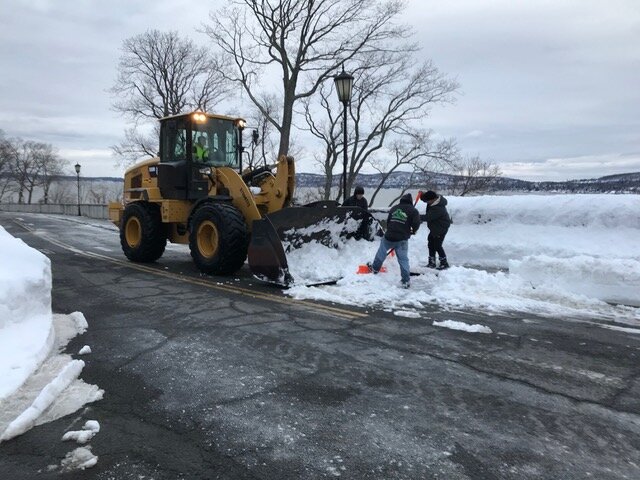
[199,167,212,176]
[193,112,207,123]
[236,119,247,129]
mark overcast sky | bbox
[1,0,639,181]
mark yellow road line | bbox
[17,220,367,320]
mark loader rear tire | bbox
[120,202,166,262]
[189,203,248,275]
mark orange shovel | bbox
[356,263,388,274]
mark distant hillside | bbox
[53,170,640,195]
[295,171,640,194]
[488,171,640,194]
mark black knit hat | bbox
[422,190,437,201]
[354,185,365,195]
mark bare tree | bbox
[205,0,408,159]
[48,181,74,204]
[111,126,159,164]
[37,145,67,204]
[0,134,68,204]
[111,29,232,165]
[10,140,39,203]
[244,96,280,172]
[302,46,458,204]
[369,135,457,206]
[449,155,502,196]
[0,130,15,202]
[294,186,326,205]
[84,180,123,204]
[303,84,342,200]
[10,141,65,204]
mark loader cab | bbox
[157,112,245,200]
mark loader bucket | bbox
[247,216,293,286]
[248,202,379,286]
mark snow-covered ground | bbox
[286,194,640,324]
[0,226,102,470]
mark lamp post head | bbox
[334,68,354,105]
[74,163,81,174]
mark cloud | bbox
[407,0,640,178]
[57,148,123,178]
[500,153,640,181]
[464,130,484,138]
[1,0,639,181]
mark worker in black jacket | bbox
[368,193,420,288]
[343,185,368,210]
[420,190,452,269]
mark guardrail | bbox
[0,203,389,225]
[0,203,109,219]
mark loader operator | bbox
[194,135,209,162]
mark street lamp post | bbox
[74,163,81,216]
[334,68,354,204]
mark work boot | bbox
[436,257,449,270]
[427,256,436,269]
[401,281,410,289]
[366,262,378,274]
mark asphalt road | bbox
[1,212,639,479]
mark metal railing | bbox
[0,203,388,225]
[0,203,109,219]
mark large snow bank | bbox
[433,195,640,309]
[445,194,640,229]
[509,255,640,307]
[287,194,640,320]
[0,226,54,399]
[0,227,103,443]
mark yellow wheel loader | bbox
[109,111,377,285]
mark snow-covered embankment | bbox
[0,226,103,443]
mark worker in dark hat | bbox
[343,185,368,210]
[420,190,452,269]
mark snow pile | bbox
[442,194,640,268]
[509,255,640,306]
[282,213,364,250]
[433,320,493,334]
[78,345,92,355]
[445,194,640,229]
[59,447,98,471]
[62,420,100,444]
[0,226,54,399]
[1,360,85,441]
[394,310,422,318]
[286,194,640,322]
[0,226,103,443]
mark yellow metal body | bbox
[110,154,295,245]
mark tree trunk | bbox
[278,101,293,157]
[323,170,333,200]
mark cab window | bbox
[191,118,239,168]
[162,119,188,162]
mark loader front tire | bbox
[189,203,248,275]
[120,202,166,262]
